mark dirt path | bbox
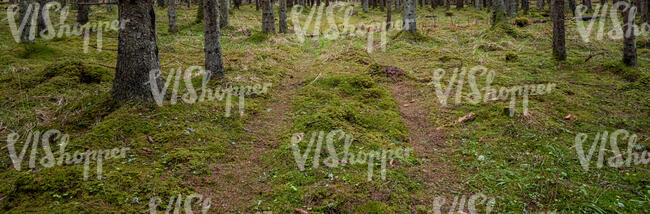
[198,74,305,213]
[387,79,464,208]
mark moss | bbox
[505,52,519,61]
[355,201,394,213]
[17,43,55,59]
[247,31,271,43]
[391,31,433,43]
[43,60,113,84]
[515,17,531,27]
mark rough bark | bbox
[112,0,163,103]
[363,0,369,12]
[403,0,416,32]
[567,0,576,16]
[77,1,89,25]
[458,0,464,8]
[262,0,275,33]
[279,0,288,33]
[19,0,37,43]
[36,0,52,34]
[536,0,545,9]
[196,0,204,22]
[492,0,507,25]
[158,0,167,7]
[476,0,483,8]
[583,0,592,10]
[522,0,529,12]
[234,0,241,9]
[621,0,637,66]
[168,0,178,33]
[552,0,566,60]
[204,0,226,78]
[387,0,392,28]
[219,0,229,28]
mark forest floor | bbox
[0,2,649,213]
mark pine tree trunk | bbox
[567,0,576,16]
[621,0,637,66]
[476,0,483,8]
[262,0,275,33]
[219,0,229,28]
[363,0,369,12]
[158,0,167,7]
[403,0,416,32]
[279,0,288,33]
[387,0,392,28]
[196,0,204,22]
[234,0,241,9]
[536,0,545,9]
[19,0,37,43]
[552,0,566,60]
[112,0,163,103]
[204,0,226,78]
[583,0,592,10]
[77,1,89,25]
[458,0,464,8]
[169,0,178,33]
[492,0,507,25]
[522,0,529,12]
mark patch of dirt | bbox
[387,77,465,210]
[193,74,303,212]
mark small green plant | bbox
[505,52,518,61]
[515,17,530,27]
[246,31,271,43]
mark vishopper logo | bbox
[291,130,412,181]
[6,2,126,53]
[432,193,495,214]
[575,2,649,42]
[4,129,130,181]
[430,66,556,117]
[290,2,407,53]
[574,129,649,172]
[144,66,272,117]
[148,193,211,214]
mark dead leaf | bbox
[457,112,476,123]
[564,114,575,120]
[403,104,410,107]
[142,147,153,153]
[147,136,155,144]
[389,159,394,166]
[294,208,309,214]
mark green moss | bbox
[247,31,271,43]
[17,43,55,59]
[515,17,530,27]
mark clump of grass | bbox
[18,43,55,59]
[391,31,432,43]
[515,17,531,27]
[43,60,113,84]
[247,31,271,43]
[505,52,519,61]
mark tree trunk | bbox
[234,0,241,9]
[536,0,545,9]
[522,0,529,12]
[262,0,275,33]
[363,0,369,12]
[492,0,507,25]
[77,1,89,25]
[387,0,392,28]
[458,0,464,8]
[112,0,163,103]
[476,0,483,8]
[621,0,637,66]
[567,0,576,16]
[279,0,288,33]
[552,0,566,60]
[219,0,229,28]
[36,0,51,34]
[158,0,167,7]
[196,0,204,22]
[583,0,592,10]
[204,0,226,78]
[169,0,178,33]
[256,0,259,11]
[19,0,37,43]
[403,0,416,32]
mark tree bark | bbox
[458,0,464,8]
[567,0,576,16]
[583,0,592,10]
[387,0,392,28]
[363,0,369,12]
[112,0,163,103]
[279,0,288,33]
[204,0,226,78]
[234,0,241,9]
[262,0,275,33]
[621,0,637,66]
[158,0,167,7]
[403,0,416,32]
[522,0,529,12]
[77,1,89,25]
[168,0,178,33]
[552,0,566,60]
[536,0,545,9]
[19,0,37,43]
[196,0,204,22]
[492,0,507,25]
[219,0,229,28]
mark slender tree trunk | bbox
[583,0,592,10]
[204,0,225,79]
[19,0,37,43]
[621,0,637,66]
[158,0,167,7]
[403,0,416,32]
[552,0,566,60]
[77,1,89,25]
[363,0,369,12]
[112,0,163,103]
[567,0,576,16]
[279,0,288,33]
[476,0,483,8]
[492,0,507,25]
[522,0,529,12]
[234,0,241,9]
[536,0,545,9]
[196,0,204,22]
[262,0,275,33]
[256,0,260,11]
[169,0,178,33]
[458,0,464,8]
[219,0,229,28]
[387,0,392,28]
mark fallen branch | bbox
[528,16,606,24]
[584,52,605,62]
